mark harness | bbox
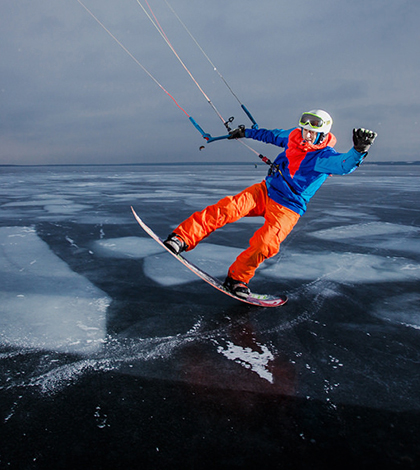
[259,154,300,196]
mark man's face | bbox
[301,128,318,144]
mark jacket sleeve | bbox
[314,147,367,175]
[245,127,293,148]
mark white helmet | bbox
[299,109,333,134]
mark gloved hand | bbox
[228,125,246,139]
[353,128,377,153]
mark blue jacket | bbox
[245,127,366,215]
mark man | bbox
[164,110,377,298]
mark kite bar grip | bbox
[241,104,258,129]
[189,117,210,140]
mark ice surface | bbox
[92,236,245,286]
[93,233,420,286]
[0,164,419,416]
[92,236,163,258]
[143,243,243,286]
[310,222,420,255]
[0,226,109,353]
[372,293,420,330]
[215,338,276,383]
[261,251,420,283]
[310,221,419,241]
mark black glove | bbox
[228,125,246,139]
[353,128,377,153]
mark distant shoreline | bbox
[1,161,419,168]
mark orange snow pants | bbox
[174,181,300,284]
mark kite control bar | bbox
[189,105,259,143]
[189,117,228,143]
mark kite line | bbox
[135,0,226,128]
[136,0,258,132]
[76,0,189,118]
[160,0,258,129]
[76,0,263,158]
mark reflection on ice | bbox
[0,227,109,353]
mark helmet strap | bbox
[314,132,326,145]
[301,129,326,145]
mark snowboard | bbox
[131,207,288,308]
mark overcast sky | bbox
[1,0,419,165]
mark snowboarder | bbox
[164,110,377,298]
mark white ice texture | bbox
[1,165,420,405]
[93,221,420,285]
[0,227,109,353]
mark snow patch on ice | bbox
[92,236,163,258]
[261,251,420,283]
[2,198,91,214]
[215,339,275,383]
[309,222,420,254]
[0,227,110,353]
[321,209,371,219]
[309,222,419,240]
[44,203,90,214]
[359,238,420,254]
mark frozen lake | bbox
[0,163,419,468]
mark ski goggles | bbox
[299,113,324,129]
